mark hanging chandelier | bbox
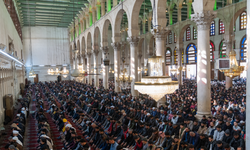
[135,56,179,101]
[47,66,69,78]
[220,49,244,78]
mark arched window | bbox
[168,32,172,44]
[240,35,247,62]
[219,19,225,34]
[193,27,197,40]
[174,33,177,43]
[210,20,215,36]
[174,47,178,64]
[166,47,171,65]
[210,41,215,62]
[219,40,227,58]
[186,43,197,64]
[186,27,191,41]
[240,11,247,30]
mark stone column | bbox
[101,46,109,89]
[85,15,89,28]
[92,49,99,88]
[177,6,182,22]
[0,68,4,129]
[87,52,92,85]
[127,36,139,97]
[246,0,250,146]
[83,18,86,31]
[113,0,117,7]
[191,0,216,119]
[224,40,233,89]
[82,52,87,84]
[138,54,142,81]
[178,48,183,86]
[227,0,232,5]
[106,0,111,12]
[169,10,173,25]
[148,18,152,32]
[187,2,192,19]
[96,4,101,20]
[101,0,105,16]
[111,42,121,92]
[152,27,167,76]
[92,8,96,23]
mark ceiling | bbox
[16,0,88,27]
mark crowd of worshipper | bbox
[34,78,246,150]
[33,84,55,150]
[4,88,30,150]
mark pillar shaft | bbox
[113,0,117,7]
[191,0,216,119]
[86,15,89,28]
[138,54,142,81]
[97,5,101,20]
[148,19,152,32]
[101,0,105,16]
[89,13,93,26]
[87,52,92,85]
[111,42,121,92]
[92,49,99,88]
[169,10,173,25]
[82,53,87,84]
[101,46,109,89]
[153,27,167,76]
[127,36,139,97]
[177,7,182,22]
[92,9,96,23]
[106,0,111,12]
[246,0,250,146]
[187,3,192,19]
[178,49,183,85]
[224,40,233,89]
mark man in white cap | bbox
[13,130,23,143]
[12,136,23,149]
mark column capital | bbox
[87,52,92,57]
[100,46,109,54]
[127,36,139,47]
[138,54,142,58]
[191,11,217,30]
[82,51,86,58]
[111,42,122,51]
[151,26,167,40]
[92,49,99,56]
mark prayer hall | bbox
[0,0,249,150]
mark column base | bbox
[226,77,232,90]
[195,112,212,121]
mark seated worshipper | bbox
[207,121,216,136]
[170,136,181,150]
[148,130,160,144]
[181,128,191,143]
[196,134,208,150]
[188,131,199,147]
[213,125,224,141]
[8,145,18,150]
[12,130,23,143]
[133,135,143,150]
[197,121,208,135]
[37,137,50,150]
[12,136,23,150]
[222,129,233,144]
[119,129,134,147]
[161,132,173,150]
[155,131,167,147]
[109,137,119,150]
[206,135,216,150]
[64,131,77,149]
[229,132,245,150]
[74,139,89,150]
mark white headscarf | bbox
[13,136,23,146]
